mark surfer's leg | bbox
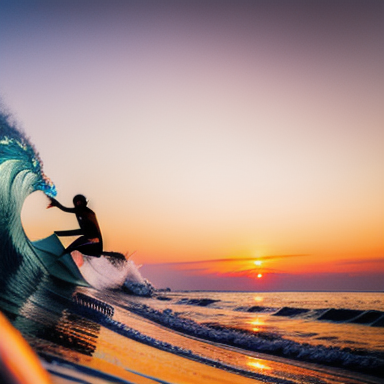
[61,236,100,257]
[79,242,103,258]
[63,237,102,258]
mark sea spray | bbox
[75,251,155,295]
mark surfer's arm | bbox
[55,229,83,237]
[47,197,76,213]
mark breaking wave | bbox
[0,109,154,295]
[0,111,56,293]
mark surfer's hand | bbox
[47,197,58,209]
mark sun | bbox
[254,260,262,266]
[257,273,263,278]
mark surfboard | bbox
[32,234,90,287]
[0,312,52,384]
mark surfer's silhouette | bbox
[47,194,104,258]
[48,194,125,260]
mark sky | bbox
[0,0,383,291]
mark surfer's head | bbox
[73,194,87,207]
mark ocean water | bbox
[1,111,383,383]
[103,290,384,379]
[134,290,384,352]
[6,287,383,384]
[145,290,384,353]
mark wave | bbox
[176,298,221,306]
[234,304,384,327]
[0,110,153,296]
[161,295,384,327]
[124,302,384,377]
[0,111,57,295]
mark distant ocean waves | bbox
[164,295,384,326]
[123,299,384,376]
[235,305,384,327]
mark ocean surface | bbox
[103,290,384,380]
[3,286,383,384]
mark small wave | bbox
[349,310,383,324]
[123,280,155,297]
[372,315,384,327]
[315,336,339,341]
[235,303,384,327]
[156,296,173,301]
[235,305,278,313]
[317,308,384,326]
[273,307,310,317]
[318,308,363,322]
[176,298,220,307]
[249,306,277,313]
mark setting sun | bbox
[254,260,262,266]
[257,274,263,278]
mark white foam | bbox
[73,252,148,291]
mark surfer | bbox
[47,194,103,258]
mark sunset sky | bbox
[1,0,383,291]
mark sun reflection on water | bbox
[247,358,271,371]
[248,317,265,332]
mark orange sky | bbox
[2,1,384,290]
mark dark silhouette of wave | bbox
[234,304,384,327]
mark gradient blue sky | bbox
[1,0,383,290]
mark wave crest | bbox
[0,111,56,288]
